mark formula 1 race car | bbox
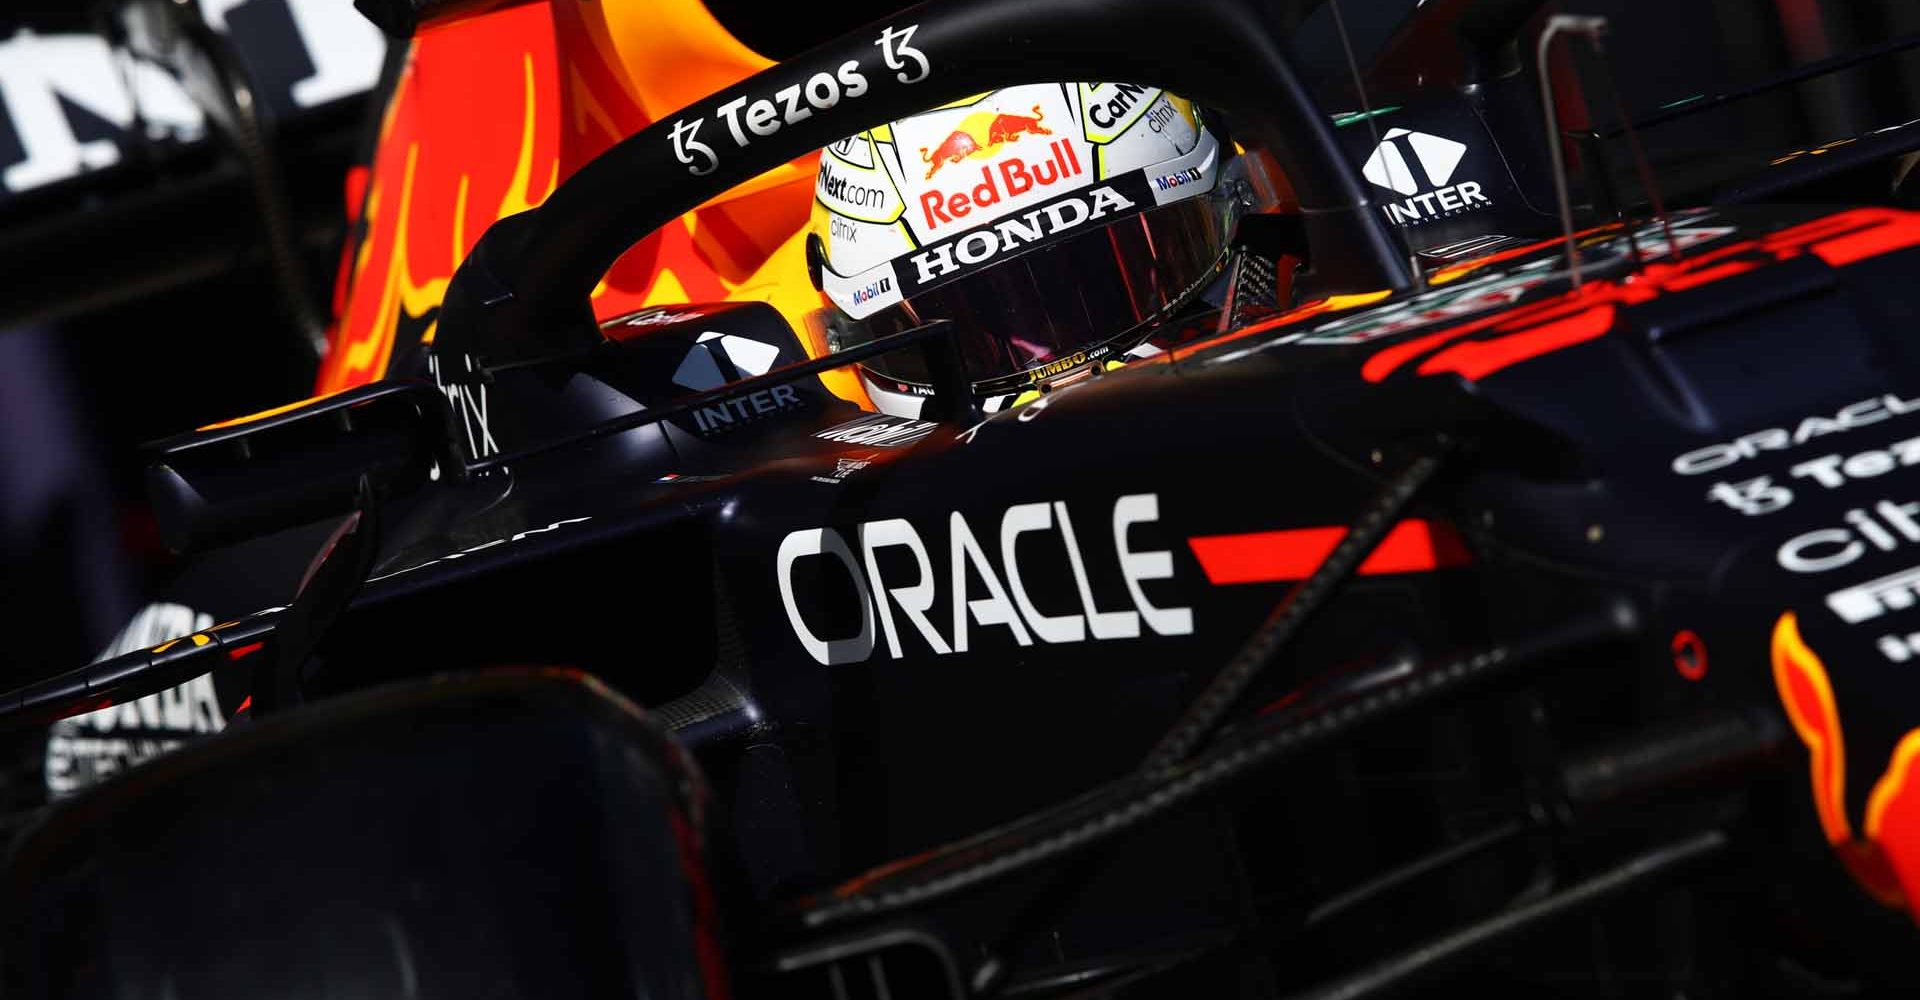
[10,0,1920,996]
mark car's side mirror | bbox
[146,381,460,554]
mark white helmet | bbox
[808,83,1245,415]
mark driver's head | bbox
[807,83,1250,416]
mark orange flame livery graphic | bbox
[1771,611,1920,912]
[316,0,861,404]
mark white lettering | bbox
[804,72,839,111]
[1791,454,1846,488]
[775,83,809,125]
[1676,394,1920,475]
[715,95,750,146]
[745,98,780,136]
[914,242,956,283]
[1056,501,1138,638]
[950,512,1032,651]
[837,59,869,99]
[1378,181,1493,225]
[1002,502,1085,643]
[956,231,996,265]
[778,493,1191,661]
[861,519,951,658]
[1041,196,1090,232]
[1114,494,1193,635]
[907,187,1136,286]
[875,24,929,84]
[1780,528,1862,573]
[993,210,1045,247]
[1882,499,1920,542]
[777,528,876,665]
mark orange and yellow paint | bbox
[315,0,865,406]
[1772,611,1920,911]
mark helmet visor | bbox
[837,195,1228,395]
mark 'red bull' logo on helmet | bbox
[919,104,1052,180]
[921,139,1083,231]
[988,106,1052,145]
[921,130,979,179]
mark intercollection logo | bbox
[1360,128,1490,225]
[673,332,780,392]
[1362,128,1466,196]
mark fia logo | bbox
[1361,128,1490,226]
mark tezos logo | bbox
[668,22,926,176]
[1361,128,1490,225]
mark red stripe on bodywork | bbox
[1188,519,1471,585]
[1813,212,1920,267]
[1365,208,1920,384]
[1414,303,1617,381]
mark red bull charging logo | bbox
[919,105,1053,180]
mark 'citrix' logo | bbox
[1361,128,1489,225]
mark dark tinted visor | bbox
[840,195,1227,394]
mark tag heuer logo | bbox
[1361,128,1491,226]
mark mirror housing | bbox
[146,381,461,554]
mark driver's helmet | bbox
[807,83,1251,416]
